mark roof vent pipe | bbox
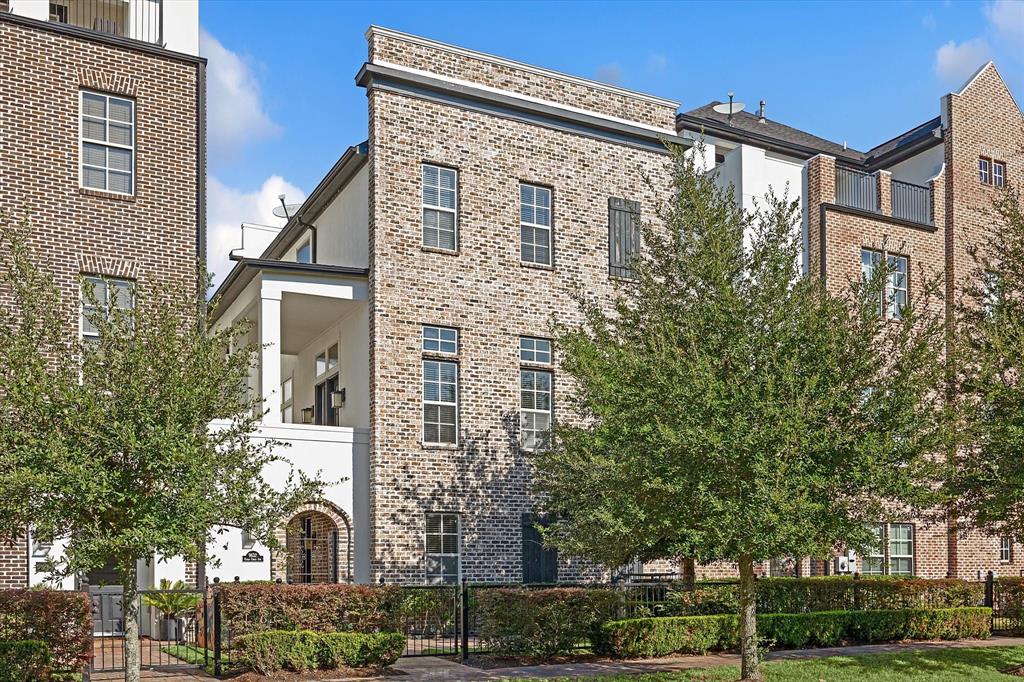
[758,99,766,123]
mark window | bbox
[296,240,311,264]
[520,184,552,265]
[281,377,293,423]
[1001,537,1012,563]
[520,369,552,451]
[862,524,885,576]
[980,157,991,184]
[423,325,458,355]
[425,512,460,584]
[81,91,134,195]
[422,164,457,250]
[315,344,338,379]
[861,249,908,320]
[49,1,67,23]
[81,276,133,342]
[423,360,457,444]
[889,524,914,575]
[241,529,256,550]
[520,337,552,364]
[314,344,339,426]
[609,197,640,278]
[984,271,1001,315]
[994,161,1006,188]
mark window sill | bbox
[423,352,459,361]
[421,246,459,256]
[521,260,555,272]
[79,187,136,203]
[422,442,460,450]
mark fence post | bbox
[213,587,222,676]
[852,572,861,611]
[80,574,92,682]
[460,579,469,662]
[985,570,994,608]
[452,584,459,658]
[203,580,210,670]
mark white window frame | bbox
[281,376,294,423]
[80,275,133,342]
[423,325,458,355]
[520,368,553,452]
[425,512,460,585]
[520,336,552,365]
[888,523,914,576]
[520,183,552,265]
[994,161,1006,188]
[980,157,991,185]
[422,164,458,251]
[1001,537,1012,563]
[423,360,458,445]
[80,90,135,196]
[861,248,908,320]
[862,523,885,576]
[296,239,312,264]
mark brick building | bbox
[0,0,203,591]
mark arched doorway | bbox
[279,503,352,583]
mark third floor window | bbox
[81,91,134,195]
[422,164,457,251]
[861,249,908,320]
[520,184,552,265]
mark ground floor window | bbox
[860,522,914,576]
[1001,537,1013,563]
[425,512,460,584]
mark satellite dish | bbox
[272,203,302,219]
[712,102,746,115]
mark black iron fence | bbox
[989,572,1024,633]
[49,0,163,45]
[836,167,879,213]
[891,179,933,225]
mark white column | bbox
[259,291,282,425]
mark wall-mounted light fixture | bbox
[331,388,346,409]
[301,407,315,424]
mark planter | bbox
[156,616,181,642]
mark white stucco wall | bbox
[315,165,370,269]
[161,0,199,56]
[887,145,944,186]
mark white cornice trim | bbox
[372,60,677,137]
[365,25,680,110]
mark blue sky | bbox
[201,0,1024,287]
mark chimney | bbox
[758,99,766,123]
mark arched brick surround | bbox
[272,501,353,583]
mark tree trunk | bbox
[738,555,762,682]
[680,557,696,588]
[122,562,141,682]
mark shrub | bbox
[217,583,403,638]
[476,587,621,657]
[596,607,991,658]
[0,589,91,672]
[234,630,405,674]
[0,640,52,681]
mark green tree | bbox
[533,147,946,680]
[946,186,1024,544]
[0,216,321,682]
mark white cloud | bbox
[596,63,623,86]
[934,38,992,86]
[207,175,305,291]
[201,28,280,164]
[985,0,1024,42]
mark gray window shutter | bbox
[608,198,640,278]
[521,513,558,584]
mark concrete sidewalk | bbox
[355,636,1024,681]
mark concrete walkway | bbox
[354,636,1024,681]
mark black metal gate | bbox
[989,573,1024,634]
[87,586,207,676]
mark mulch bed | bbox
[228,667,404,681]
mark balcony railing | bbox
[836,167,879,213]
[891,179,933,225]
[49,0,162,45]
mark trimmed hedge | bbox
[665,577,984,616]
[594,607,992,658]
[0,640,51,681]
[218,583,403,638]
[0,590,91,672]
[476,587,621,656]
[233,630,405,674]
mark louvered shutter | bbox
[608,197,640,278]
[521,514,558,583]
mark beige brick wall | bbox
[0,18,202,587]
[366,34,675,583]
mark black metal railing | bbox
[49,0,163,45]
[836,167,879,213]
[891,179,933,225]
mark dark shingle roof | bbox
[863,116,942,163]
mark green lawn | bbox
[529,646,1024,681]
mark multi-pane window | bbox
[609,197,640,278]
[1001,537,1012,563]
[980,157,991,184]
[81,91,134,195]
[423,325,458,354]
[296,240,311,264]
[81,276,133,342]
[315,343,338,378]
[422,165,457,250]
[862,524,885,576]
[984,271,1001,315]
[425,513,460,584]
[281,377,293,423]
[423,360,458,444]
[520,184,552,265]
[889,524,914,575]
[520,337,552,364]
[861,249,908,320]
[994,161,1006,188]
[520,369,552,451]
